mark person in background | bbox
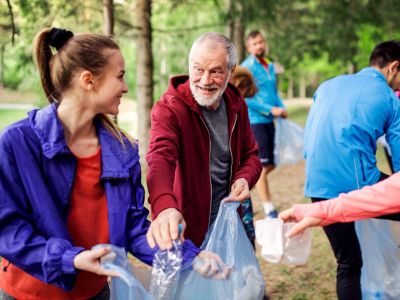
[146,32,262,250]
[241,30,288,219]
[0,28,223,300]
[279,173,400,237]
[301,40,400,300]
[230,66,258,248]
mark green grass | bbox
[287,106,310,127]
[0,109,29,131]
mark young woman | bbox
[0,28,220,300]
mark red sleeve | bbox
[146,101,181,218]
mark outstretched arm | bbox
[279,173,400,237]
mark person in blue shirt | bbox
[241,30,288,218]
[304,40,400,300]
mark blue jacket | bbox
[0,104,199,291]
[304,67,400,198]
[241,55,285,124]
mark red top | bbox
[0,147,109,300]
[146,75,262,246]
[258,57,269,70]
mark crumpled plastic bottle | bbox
[148,224,183,300]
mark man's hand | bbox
[271,107,288,118]
[73,247,119,277]
[225,178,249,202]
[146,208,186,250]
[278,208,322,238]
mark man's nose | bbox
[200,71,213,85]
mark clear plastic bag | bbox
[148,238,182,300]
[255,218,312,265]
[274,118,304,166]
[92,244,153,300]
[175,201,265,300]
[356,219,400,300]
[93,202,265,300]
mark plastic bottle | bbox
[148,224,183,300]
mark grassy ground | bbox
[0,90,392,299]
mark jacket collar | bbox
[28,103,137,179]
[359,67,387,83]
[166,75,243,114]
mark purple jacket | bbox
[0,104,199,291]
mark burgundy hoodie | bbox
[146,75,262,246]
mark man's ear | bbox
[229,66,236,79]
[80,71,95,90]
[388,60,400,75]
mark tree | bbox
[135,0,153,165]
[225,0,245,63]
[102,0,114,37]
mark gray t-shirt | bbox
[201,98,231,226]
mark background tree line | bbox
[1,0,399,154]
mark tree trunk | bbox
[224,0,245,64]
[0,44,4,88]
[299,75,306,98]
[224,0,234,40]
[232,1,245,63]
[102,0,114,37]
[135,0,153,171]
[287,76,293,99]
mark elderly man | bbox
[145,32,262,249]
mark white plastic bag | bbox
[356,219,400,300]
[274,118,304,166]
[255,219,312,265]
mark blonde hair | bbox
[34,28,134,144]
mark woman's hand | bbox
[73,247,119,277]
[279,207,322,238]
[193,251,231,280]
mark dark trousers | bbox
[312,197,363,300]
[312,173,400,300]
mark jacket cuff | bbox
[151,194,180,219]
[61,247,85,274]
[181,239,201,269]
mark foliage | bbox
[0,0,399,98]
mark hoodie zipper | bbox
[229,114,238,191]
[199,116,213,228]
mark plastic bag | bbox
[148,237,182,299]
[94,202,265,300]
[175,201,265,300]
[92,244,153,300]
[255,218,312,265]
[274,118,304,166]
[355,219,400,300]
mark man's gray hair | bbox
[188,32,237,70]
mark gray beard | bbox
[189,80,229,108]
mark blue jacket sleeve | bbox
[126,161,200,266]
[0,133,84,290]
[385,95,400,172]
[245,95,274,115]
